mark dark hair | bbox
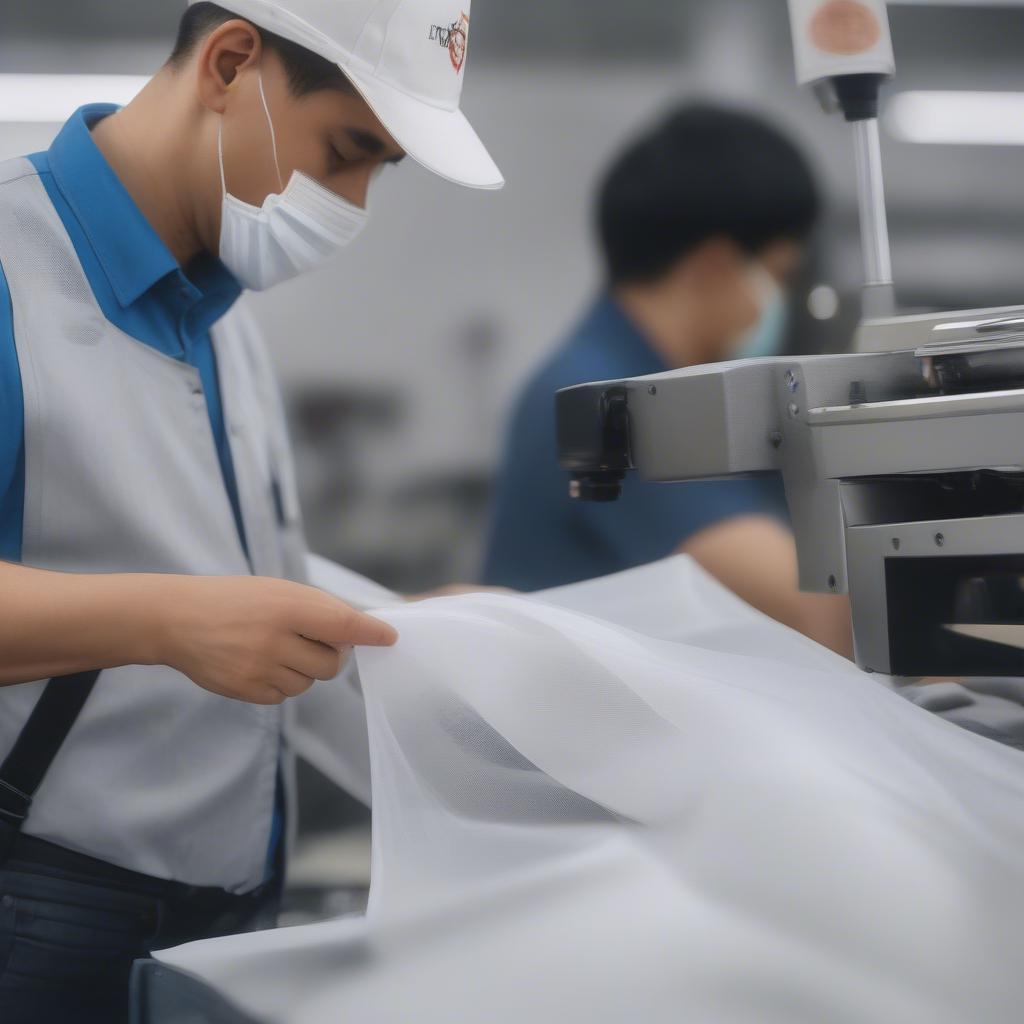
[168,2,354,96]
[597,104,820,285]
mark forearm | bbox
[679,515,854,659]
[771,591,853,659]
[0,562,168,685]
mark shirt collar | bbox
[585,293,669,376]
[47,104,239,309]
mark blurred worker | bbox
[0,1,501,1020]
[484,105,851,656]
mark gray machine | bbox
[557,0,1024,679]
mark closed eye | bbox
[329,145,354,169]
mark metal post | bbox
[852,117,895,318]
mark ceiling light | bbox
[887,90,1024,146]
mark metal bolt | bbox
[935,533,945,547]
[891,538,900,551]
[827,574,837,591]
[647,384,657,396]
[787,402,800,419]
[769,431,783,449]
[785,370,799,394]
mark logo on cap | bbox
[429,11,470,73]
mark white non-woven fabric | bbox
[534,554,860,673]
[289,554,862,809]
[287,554,404,805]
[162,557,1024,1023]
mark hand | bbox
[154,575,398,705]
[405,583,517,603]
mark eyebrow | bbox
[346,128,406,164]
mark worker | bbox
[483,105,851,656]
[0,1,502,1021]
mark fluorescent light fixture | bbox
[887,90,1024,146]
[891,1,1024,5]
[0,74,149,124]
[892,1,1024,5]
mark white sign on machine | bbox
[788,0,894,87]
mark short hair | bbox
[597,104,820,285]
[168,2,354,96]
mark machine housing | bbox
[557,309,1024,677]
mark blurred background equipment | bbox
[5,2,1024,595]
[556,0,1024,685]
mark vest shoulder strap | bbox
[0,671,101,842]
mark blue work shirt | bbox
[0,103,247,562]
[482,294,789,591]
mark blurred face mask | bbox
[218,72,370,292]
[731,264,789,360]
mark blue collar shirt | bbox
[0,104,246,561]
[482,294,789,590]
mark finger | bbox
[406,583,516,602]
[271,667,316,699]
[298,599,398,648]
[281,636,344,681]
[235,687,287,707]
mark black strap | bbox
[0,670,101,831]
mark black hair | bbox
[168,2,354,96]
[597,104,820,285]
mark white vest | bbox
[0,158,308,893]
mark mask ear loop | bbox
[257,71,285,193]
[217,120,228,199]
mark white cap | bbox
[192,0,504,189]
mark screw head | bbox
[647,384,657,396]
[891,538,900,551]
[787,402,800,419]
[827,574,837,591]
[785,370,799,394]
[935,533,945,547]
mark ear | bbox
[687,236,746,286]
[195,20,265,114]
[757,239,803,284]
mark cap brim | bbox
[343,67,504,190]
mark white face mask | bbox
[218,72,370,292]
[730,263,789,360]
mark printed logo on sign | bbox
[809,0,881,56]
[429,11,470,73]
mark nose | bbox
[334,165,374,210]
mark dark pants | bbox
[0,830,280,1024]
